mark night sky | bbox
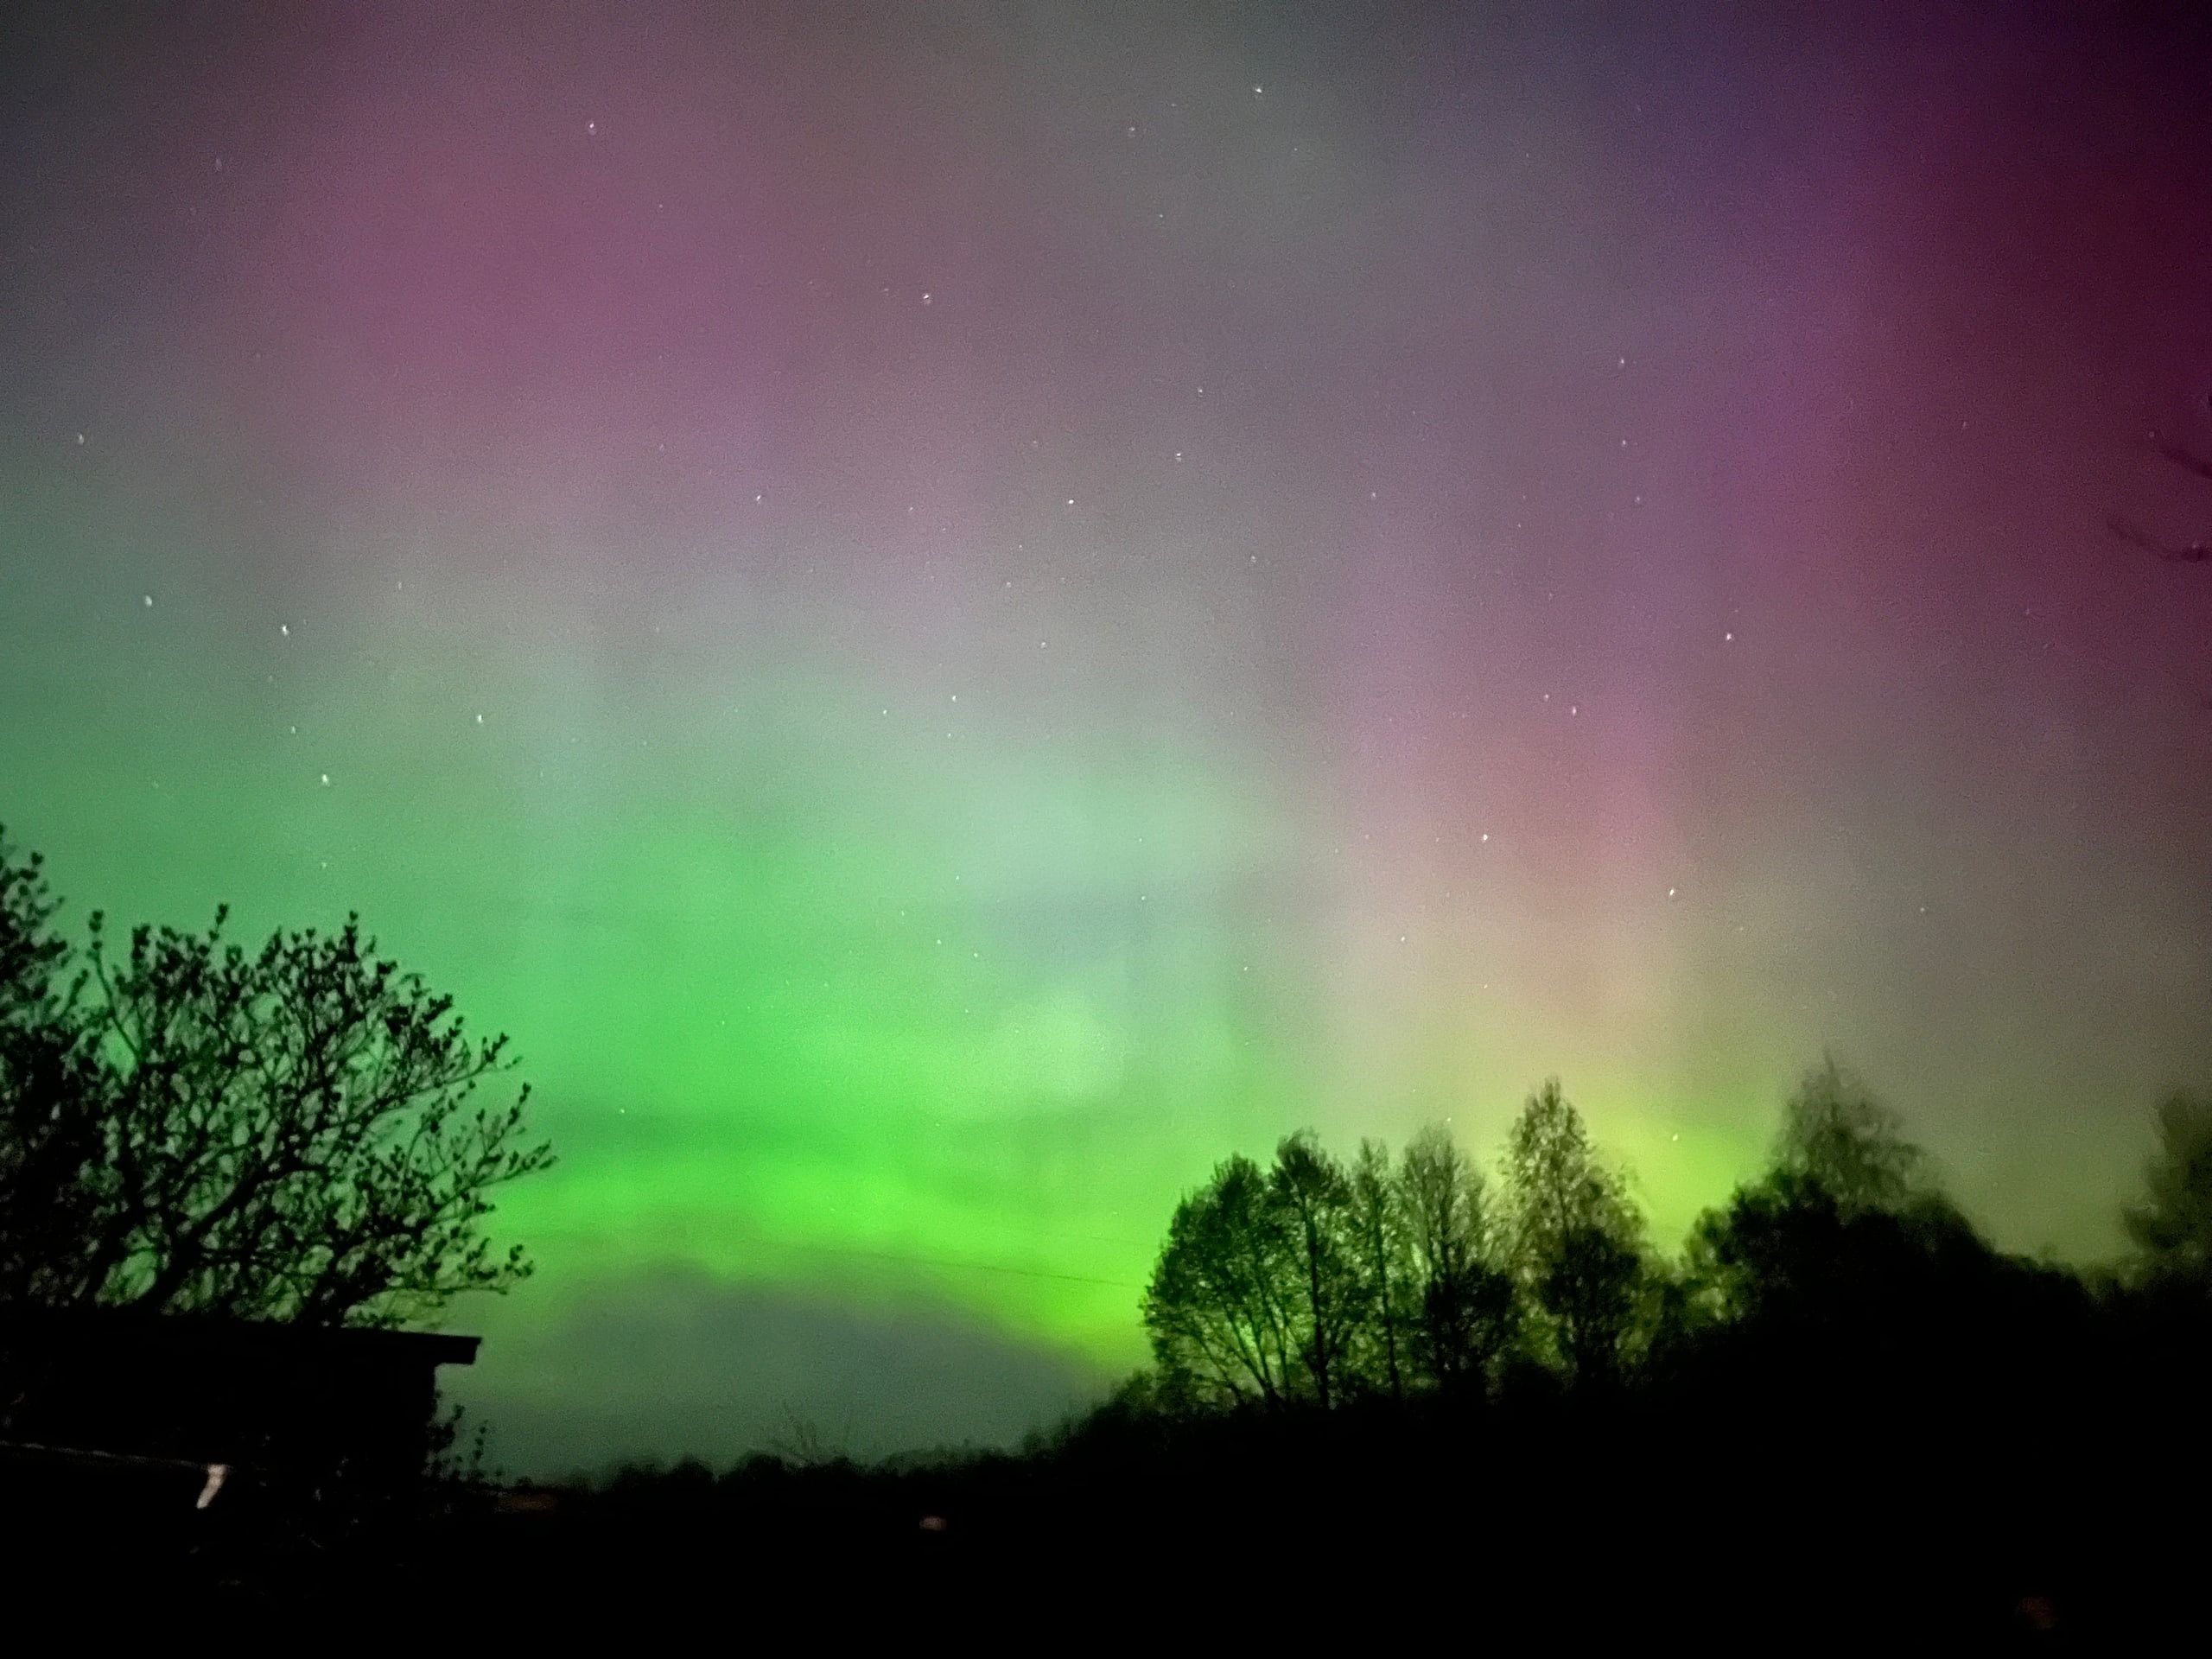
[3,1,2209,1473]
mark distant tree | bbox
[1500,1080,1646,1387]
[1143,1152,1299,1410]
[1268,1132,1362,1410]
[1346,1138,1412,1400]
[2122,1090,2212,1291]
[0,836,554,1326]
[1679,1058,1996,1368]
[1686,1174,1878,1337]
[0,831,102,1301]
[1776,1054,1924,1217]
[1681,1057,1940,1331]
[1398,1122,1516,1391]
[769,1408,858,1471]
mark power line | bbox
[763,1236,1145,1292]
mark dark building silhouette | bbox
[0,1306,476,1552]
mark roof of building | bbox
[0,1304,480,1369]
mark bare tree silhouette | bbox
[2110,407,2212,565]
[2108,513,2210,563]
[2110,406,2212,709]
[0,831,554,1326]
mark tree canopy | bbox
[2123,1090,2212,1289]
[1774,1053,1926,1217]
[1499,1078,1647,1386]
[0,829,553,1326]
[1142,1084,1637,1406]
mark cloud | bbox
[445,1268,1111,1480]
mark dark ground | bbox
[11,1369,2201,1646]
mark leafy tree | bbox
[1346,1137,1412,1399]
[1398,1122,1515,1391]
[0,834,554,1326]
[1500,1079,1646,1386]
[1679,1057,1949,1332]
[1268,1131,1361,1409]
[1142,1152,1299,1409]
[2122,1090,2212,1289]
[1776,1053,1924,1217]
[1677,1058,2002,1385]
[1143,1135,1379,1411]
[2111,1093,2212,1446]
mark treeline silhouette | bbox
[413,1065,2212,1641]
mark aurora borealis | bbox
[3,1,2209,1471]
